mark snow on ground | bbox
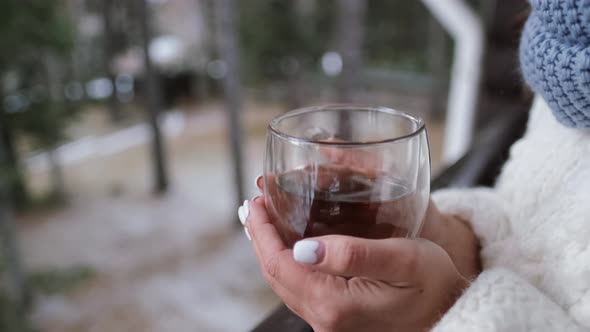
[19,104,281,332]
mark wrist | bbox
[420,201,481,280]
[444,215,481,280]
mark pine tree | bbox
[0,0,74,206]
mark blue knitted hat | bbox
[520,0,590,128]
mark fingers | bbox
[294,235,451,284]
[255,174,264,193]
[247,198,345,303]
[246,198,309,315]
[306,222,405,239]
[319,146,383,171]
[247,197,286,253]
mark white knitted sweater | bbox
[431,96,590,331]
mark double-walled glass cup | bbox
[264,105,430,248]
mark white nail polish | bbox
[293,240,320,264]
[244,227,252,241]
[243,200,249,217]
[238,206,246,225]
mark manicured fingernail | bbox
[252,195,260,202]
[255,175,263,190]
[243,200,249,218]
[244,227,251,241]
[254,175,261,187]
[238,204,249,225]
[238,206,244,224]
[293,240,322,264]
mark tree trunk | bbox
[0,124,30,314]
[285,71,304,110]
[103,0,123,123]
[213,0,246,216]
[285,2,305,110]
[138,0,169,194]
[47,148,65,201]
[44,54,67,201]
[335,0,367,103]
[334,0,367,137]
[0,115,28,208]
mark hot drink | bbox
[265,164,416,247]
[264,105,430,247]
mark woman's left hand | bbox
[243,197,470,332]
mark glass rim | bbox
[268,104,426,146]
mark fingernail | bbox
[243,200,249,218]
[293,240,322,264]
[255,175,263,190]
[238,206,245,224]
[244,227,252,241]
[238,203,249,225]
[252,195,260,202]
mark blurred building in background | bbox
[0,0,530,331]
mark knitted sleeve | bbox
[431,189,588,331]
[431,268,587,332]
[431,188,511,249]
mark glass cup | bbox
[263,105,430,248]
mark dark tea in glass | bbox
[264,105,430,248]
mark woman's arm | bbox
[432,268,587,332]
[431,188,512,250]
[430,188,588,331]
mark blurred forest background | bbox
[0,0,529,331]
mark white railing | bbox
[421,0,485,165]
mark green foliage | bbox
[0,5,93,330]
[14,99,79,150]
[238,0,440,83]
[0,2,74,103]
[366,0,432,72]
[0,293,37,332]
[0,0,73,69]
[0,262,94,332]
[0,0,76,147]
[239,0,335,83]
[27,266,95,295]
[0,0,77,207]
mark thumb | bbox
[292,235,431,282]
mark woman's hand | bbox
[242,197,480,332]
[419,201,481,282]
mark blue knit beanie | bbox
[520,0,590,128]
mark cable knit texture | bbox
[520,0,590,128]
[431,97,590,331]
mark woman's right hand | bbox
[242,194,479,331]
[255,175,481,281]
